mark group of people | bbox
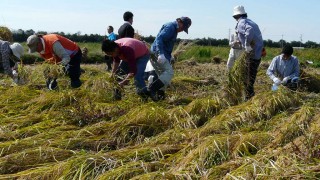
[226,5,300,100]
[0,5,300,102]
[101,11,191,101]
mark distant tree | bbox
[37,31,48,35]
[290,41,301,47]
[304,41,318,48]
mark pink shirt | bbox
[114,38,149,74]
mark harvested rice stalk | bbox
[0,26,13,42]
[172,40,195,60]
[226,51,249,105]
[42,63,65,79]
[16,62,30,84]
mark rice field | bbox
[0,46,320,179]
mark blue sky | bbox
[1,0,320,43]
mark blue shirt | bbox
[108,32,117,41]
[236,17,264,60]
[267,54,300,80]
[151,21,178,61]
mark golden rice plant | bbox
[198,87,301,137]
[270,106,315,147]
[42,63,65,79]
[233,131,274,157]
[173,40,195,61]
[0,147,74,174]
[226,51,249,105]
[0,26,13,42]
[169,134,239,178]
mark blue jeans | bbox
[135,54,150,93]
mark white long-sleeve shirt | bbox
[267,54,300,80]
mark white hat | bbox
[233,5,246,16]
[10,43,24,59]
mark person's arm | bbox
[266,56,279,80]
[156,24,174,55]
[289,57,300,78]
[111,58,120,77]
[119,46,136,86]
[1,42,13,77]
[52,41,71,65]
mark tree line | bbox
[12,29,320,48]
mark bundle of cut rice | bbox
[0,26,13,42]
[226,51,249,105]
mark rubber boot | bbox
[149,79,164,102]
[113,88,122,100]
[157,90,166,100]
[137,87,150,102]
[46,78,58,90]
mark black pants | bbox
[105,55,112,70]
[244,58,261,99]
[68,49,82,82]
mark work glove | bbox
[272,77,281,86]
[12,70,19,84]
[281,76,290,85]
[63,64,70,75]
[245,46,253,53]
[12,70,18,78]
[157,54,167,64]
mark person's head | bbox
[101,39,119,57]
[123,11,134,24]
[281,44,294,60]
[176,17,192,34]
[26,35,42,53]
[233,5,247,20]
[9,43,24,59]
[107,26,114,34]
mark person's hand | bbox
[245,46,253,53]
[119,79,129,87]
[282,76,290,85]
[273,77,281,85]
[63,64,70,75]
[12,70,18,78]
[157,54,167,64]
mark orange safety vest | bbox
[40,34,79,63]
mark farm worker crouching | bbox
[0,40,24,83]
[227,32,243,71]
[267,45,300,91]
[101,38,150,100]
[149,16,192,101]
[233,5,264,100]
[26,34,82,90]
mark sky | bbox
[1,0,320,43]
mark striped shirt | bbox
[0,40,13,76]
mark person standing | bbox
[105,25,117,71]
[117,11,134,75]
[149,17,192,101]
[0,40,24,82]
[226,32,243,71]
[233,5,264,100]
[101,38,150,100]
[267,45,300,91]
[26,34,82,89]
